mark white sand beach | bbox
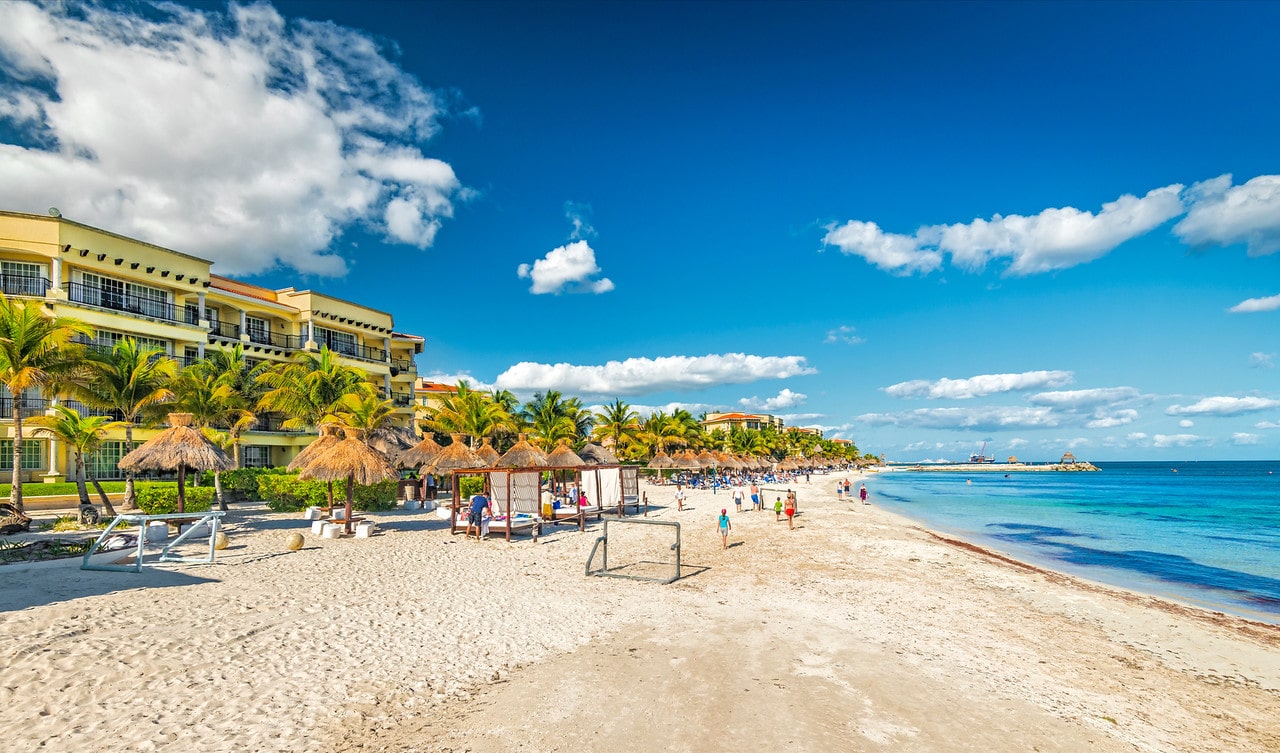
[1,474,1277,752]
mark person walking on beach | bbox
[860,484,868,505]
[750,482,760,510]
[717,508,732,549]
[732,484,745,512]
[675,484,686,512]
[424,473,436,501]
[836,481,844,501]
[774,497,783,521]
[784,492,796,530]
[467,492,491,541]
[843,478,852,497]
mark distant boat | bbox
[969,441,995,463]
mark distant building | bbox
[1060,451,1078,465]
[701,412,785,433]
[791,426,823,438]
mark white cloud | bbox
[1178,419,1195,428]
[739,388,807,411]
[1250,352,1277,368]
[1165,396,1280,416]
[1085,409,1138,429]
[856,406,1060,431]
[824,325,865,345]
[564,201,596,240]
[1028,386,1142,409]
[1126,432,1149,441]
[777,412,824,422]
[923,185,1185,275]
[821,220,943,275]
[0,1,465,276]
[495,353,816,397]
[885,370,1073,400]
[825,185,1184,276]
[517,239,613,295]
[420,372,495,393]
[1229,294,1280,314]
[1153,433,1211,448]
[613,401,717,418]
[1175,174,1280,256]
[1255,421,1280,430]
[1231,433,1261,446]
[1007,438,1029,449]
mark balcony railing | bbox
[328,343,386,363]
[246,328,303,350]
[391,390,412,407]
[62,400,126,421]
[255,415,306,434]
[0,274,51,298]
[390,357,414,373]
[209,320,241,340]
[64,281,179,323]
[0,397,49,419]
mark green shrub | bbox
[458,475,485,499]
[0,481,127,498]
[133,482,213,515]
[255,472,398,513]
[198,467,275,499]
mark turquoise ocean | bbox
[868,461,1280,624]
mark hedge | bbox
[254,472,398,513]
[134,482,214,515]
[458,475,485,499]
[0,481,127,498]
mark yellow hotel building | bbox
[0,210,422,483]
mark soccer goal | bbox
[585,518,682,584]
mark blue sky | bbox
[1,0,1278,461]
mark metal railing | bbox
[392,391,412,407]
[255,415,306,434]
[246,328,303,350]
[0,274,51,298]
[391,357,415,373]
[209,320,241,340]
[61,400,126,421]
[0,396,50,419]
[328,342,386,363]
[64,281,179,323]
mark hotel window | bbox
[246,316,270,344]
[0,261,48,297]
[87,441,127,480]
[243,445,271,468]
[0,440,45,470]
[79,273,171,320]
[314,326,357,357]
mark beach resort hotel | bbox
[0,209,423,482]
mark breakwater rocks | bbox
[899,462,1100,473]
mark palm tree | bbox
[521,390,588,450]
[80,339,177,511]
[29,406,125,516]
[334,393,397,438]
[171,369,256,509]
[421,381,515,447]
[0,294,92,513]
[256,346,374,430]
[591,399,641,456]
[195,344,267,467]
[638,411,689,456]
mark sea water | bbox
[869,461,1280,624]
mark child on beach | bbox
[836,482,843,500]
[675,484,686,511]
[717,508,732,549]
[774,497,783,521]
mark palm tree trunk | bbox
[122,423,137,511]
[74,451,90,506]
[214,470,226,512]
[10,409,23,514]
[86,462,116,517]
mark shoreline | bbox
[1,472,1277,751]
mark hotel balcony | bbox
[64,280,182,325]
[1,273,52,298]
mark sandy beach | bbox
[2,473,1277,753]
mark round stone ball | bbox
[286,532,305,551]
[213,531,230,550]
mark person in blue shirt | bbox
[467,493,491,541]
[717,508,732,550]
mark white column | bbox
[383,337,391,362]
[198,291,206,320]
[50,257,62,287]
[47,438,59,475]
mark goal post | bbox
[585,518,681,584]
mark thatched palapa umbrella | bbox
[673,450,702,471]
[298,427,397,533]
[428,434,486,474]
[495,433,550,469]
[396,434,443,469]
[368,425,417,462]
[288,424,344,509]
[578,442,618,465]
[546,440,585,468]
[117,413,235,514]
[475,437,501,467]
[696,449,718,470]
[646,449,675,470]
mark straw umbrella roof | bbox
[298,427,397,486]
[428,434,486,473]
[579,442,619,465]
[673,450,702,470]
[647,450,675,469]
[288,424,343,473]
[368,425,417,461]
[546,440,585,467]
[495,433,550,468]
[118,413,235,473]
[695,449,718,469]
[475,437,501,466]
[396,434,443,469]
[714,451,741,470]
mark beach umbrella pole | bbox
[177,465,186,514]
[345,476,355,534]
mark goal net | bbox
[585,518,682,584]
